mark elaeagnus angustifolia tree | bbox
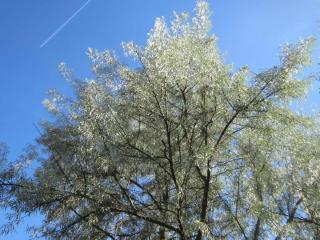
[1,1,320,239]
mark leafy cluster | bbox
[1,1,320,239]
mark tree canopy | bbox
[1,1,320,239]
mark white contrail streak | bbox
[40,0,92,48]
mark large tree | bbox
[1,1,320,239]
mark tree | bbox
[1,1,320,239]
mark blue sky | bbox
[0,0,319,238]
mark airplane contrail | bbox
[40,0,92,48]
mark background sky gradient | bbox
[1,0,320,238]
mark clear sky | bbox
[1,0,319,238]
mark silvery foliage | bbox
[1,1,320,239]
